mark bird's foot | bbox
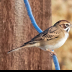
[50,51,57,57]
[47,50,57,56]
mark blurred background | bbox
[52,0,72,70]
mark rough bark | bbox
[0,0,52,70]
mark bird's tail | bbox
[7,41,40,54]
[7,47,24,54]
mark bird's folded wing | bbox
[31,26,59,41]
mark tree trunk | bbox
[0,0,52,70]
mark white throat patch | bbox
[64,27,70,32]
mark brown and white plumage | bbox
[8,20,72,54]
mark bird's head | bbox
[54,20,72,32]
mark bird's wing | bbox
[31,26,59,41]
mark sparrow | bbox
[8,20,72,55]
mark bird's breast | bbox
[39,33,69,51]
[47,33,69,50]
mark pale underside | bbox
[38,33,69,51]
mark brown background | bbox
[0,0,52,70]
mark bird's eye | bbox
[66,24,69,27]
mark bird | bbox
[8,20,72,55]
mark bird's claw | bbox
[47,49,57,56]
[50,52,57,57]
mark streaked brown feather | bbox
[30,26,59,42]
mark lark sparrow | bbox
[8,20,72,55]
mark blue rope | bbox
[24,0,42,33]
[24,0,60,70]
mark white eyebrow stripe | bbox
[65,23,70,25]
